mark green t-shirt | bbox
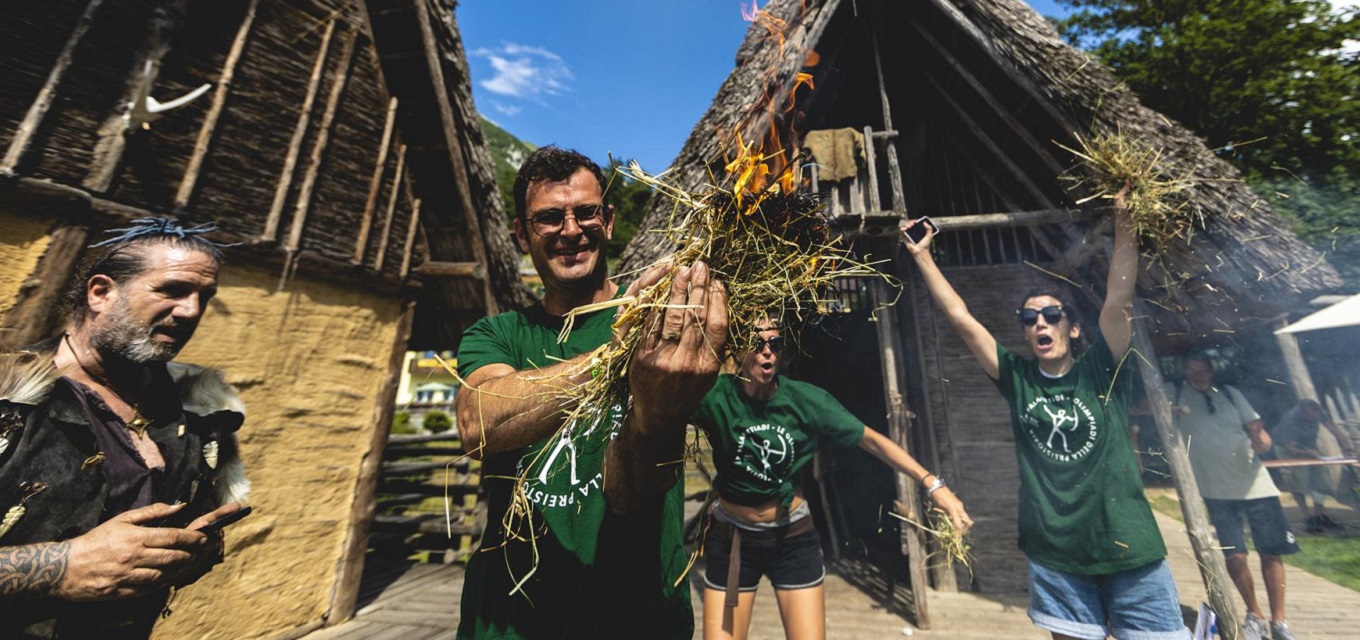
[455,300,693,640]
[994,335,1166,574]
[693,374,865,507]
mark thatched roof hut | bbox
[620,0,1343,626]
[0,0,521,636]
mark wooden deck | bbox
[305,503,1360,639]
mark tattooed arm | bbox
[0,503,211,603]
[0,542,69,599]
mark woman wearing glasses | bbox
[902,187,1189,640]
[693,323,971,640]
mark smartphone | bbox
[196,506,252,534]
[903,217,939,245]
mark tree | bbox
[392,410,415,435]
[422,410,453,434]
[603,158,654,262]
[1055,0,1360,286]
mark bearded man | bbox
[0,219,249,639]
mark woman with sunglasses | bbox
[693,323,971,640]
[902,187,1189,640]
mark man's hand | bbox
[53,503,211,602]
[1248,428,1273,455]
[627,261,728,432]
[929,487,974,533]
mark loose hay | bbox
[1058,132,1201,249]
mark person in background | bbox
[694,322,971,640]
[1274,399,1355,533]
[1171,353,1299,640]
[903,186,1190,640]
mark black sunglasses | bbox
[754,335,784,353]
[1016,305,1065,326]
[528,204,608,236]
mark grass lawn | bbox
[1145,487,1360,593]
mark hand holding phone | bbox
[902,217,939,246]
[195,505,252,535]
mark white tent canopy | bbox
[1275,293,1360,334]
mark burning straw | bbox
[1058,132,1201,248]
[493,148,895,579]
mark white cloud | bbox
[489,101,522,117]
[472,42,573,102]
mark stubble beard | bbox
[89,298,188,364]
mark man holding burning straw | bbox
[903,187,1191,640]
[454,146,727,639]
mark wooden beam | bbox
[411,260,484,280]
[1,0,105,175]
[174,0,260,210]
[869,23,907,213]
[0,225,90,350]
[84,0,189,192]
[1129,311,1244,640]
[354,97,399,264]
[906,19,1067,176]
[372,145,406,269]
[411,0,497,315]
[399,199,422,279]
[263,19,336,241]
[918,0,1082,136]
[871,280,932,627]
[325,298,417,626]
[921,70,1056,209]
[1274,319,1318,401]
[285,25,357,253]
[934,208,1098,231]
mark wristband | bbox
[926,475,946,496]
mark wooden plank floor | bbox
[305,504,1360,639]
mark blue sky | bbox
[458,1,1071,173]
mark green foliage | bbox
[422,409,453,434]
[603,158,654,261]
[1054,0,1360,288]
[1283,534,1360,593]
[480,117,537,220]
[391,410,415,435]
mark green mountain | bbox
[480,117,536,220]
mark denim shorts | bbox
[1204,497,1300,556]
[1028,559,1190,640]
[703,521,825,591]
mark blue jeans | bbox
[1028,559,1190,640]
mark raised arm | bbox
[859,427,972,531]
[605,262,727,515]
[1098,185,1138,356]
[902,219,1000,380]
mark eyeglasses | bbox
[1016,305,1065,326]
[528,204,609,236]
[754,335,784,353]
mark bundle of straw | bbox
[1058,132,1201,247]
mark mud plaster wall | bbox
[153,264,403,640]
[0,211,53,317]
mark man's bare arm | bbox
[605,262,727,515]
[1098,185,1137,356]
[456,356,596,460]
[0,542,69,599]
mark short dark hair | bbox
[1183,352,1214,370]
[65,222,224,325]
[1018,288,1080,326]
[512,146,607,221]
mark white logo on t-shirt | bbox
[1022,395,1099,462]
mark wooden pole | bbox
[869,24,907,213]
[84,0,189,192]
[2,0,105,174]
[1274,321,1318,401]
[872,279,932,627]
[373,146,407,270]
[411,0,498,315]
[0,226,91,350]
[174,0,260,210]
[325,299,417,626]
[285,26,357,253]
[262,19,336,241]
[399,199,422,279]
[354,97,399,264]
[1129,314,1243,640]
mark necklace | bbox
[62,334,153,437]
